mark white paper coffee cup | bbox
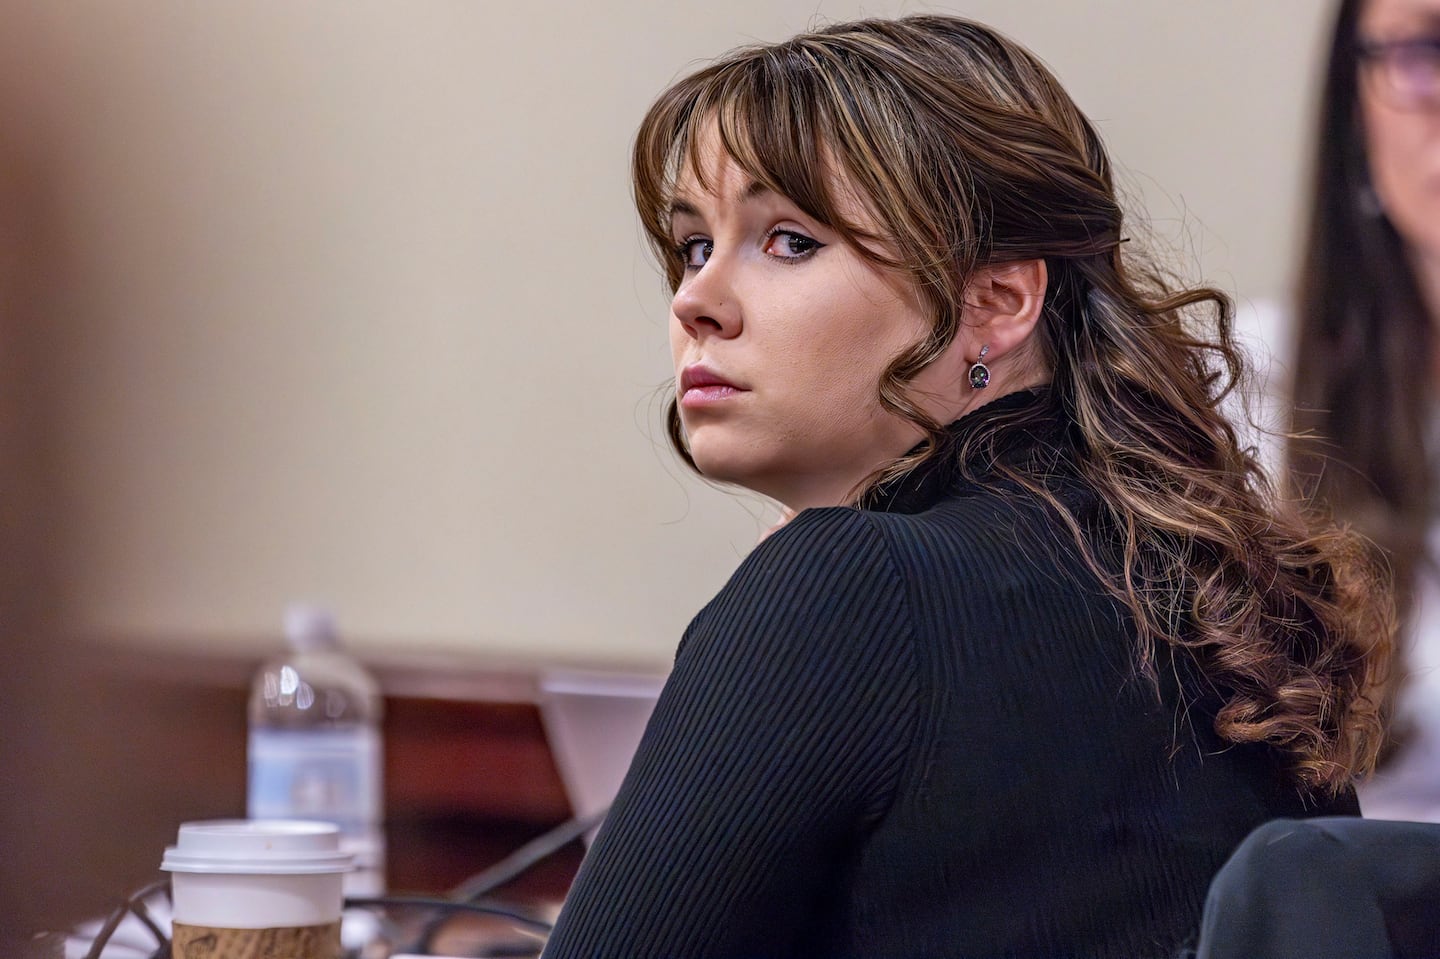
[162,819,354,958]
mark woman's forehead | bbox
[670,126,746,198]
[1360,0,1440,34]
[669,120,779,201]
[667,121,870,226]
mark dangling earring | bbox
[968,344,991,390]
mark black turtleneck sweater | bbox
[541,390,1359,959]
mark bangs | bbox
[632,42,906,288]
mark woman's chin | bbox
[686,440,767,493]
[689,452,753,489]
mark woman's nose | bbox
[671,258,742,340]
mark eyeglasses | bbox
[1357,35,1440,110]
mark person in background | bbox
[1289,0,1440,821]
[543,15,1394,958]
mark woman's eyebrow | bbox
[1373,6,1440,34]
[667,198,701,222]
[739,180,774,202]
[667,181,777,225]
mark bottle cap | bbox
[161,819,356,875]
[285,602,340,652]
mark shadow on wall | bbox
[0,77,79,936]
[0,41,602,935]
[0,39,216,935]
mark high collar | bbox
[866,387,1070,514]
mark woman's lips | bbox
[679,365,746,408]
[682,383,742,407]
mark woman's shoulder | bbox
[725,505,906,601]
[677,507,915,661]
[759,494,1056,575]
[750,492,1103,629]
[698,482,1103,646]
[677,505,920,703]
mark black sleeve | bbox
[541,508,920,959]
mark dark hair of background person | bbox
[635,14,1394,795]
[1288,0,1431,731]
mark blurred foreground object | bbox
[249,604,385,896]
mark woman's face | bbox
[666,138,972,512]
[1359,0,1440,270]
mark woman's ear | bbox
[959,259,1047,360]
[910,258,1049,422]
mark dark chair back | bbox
[1196,817,1440,959]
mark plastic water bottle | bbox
[247,603,385,896]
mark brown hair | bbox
[1290,0,1431,671]
[633,15,1392,794]
[1290,0,1422,737]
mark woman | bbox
[544,15,1391,958]
[1289,0,1440,819]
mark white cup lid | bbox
[162,819,356,875]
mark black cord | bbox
[127,888,170,946]
[344,894,554,933]
[450,807,608,903]
[408,807,607,954]
[82,879,171,959]
[82,902,130,959]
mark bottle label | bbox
[247,726,381,838]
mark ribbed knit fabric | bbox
[541,390,1359,959]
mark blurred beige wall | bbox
[0,1,1334,668]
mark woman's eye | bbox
[764,230,823,259]
[677,237,713,269]
[1394,38,1440,83]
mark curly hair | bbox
[632,14,1393,795]
[1289,0,1430,745]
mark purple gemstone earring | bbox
[968,345,991,390]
